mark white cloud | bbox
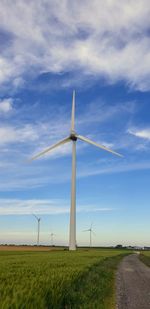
[128,128,150,140]
[0,124,39,144]
[0,118,68,146]
[0,98,13,113]
[0,0,150,90]
[0,198,114,215]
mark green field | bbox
[0,249,129,309]
[140,251,150,267]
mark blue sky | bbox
[0,0,150,246]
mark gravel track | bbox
[116,254,150,309]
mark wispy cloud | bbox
[0,91,145,192]
[0,0,150,91]
[77,99,136,127]
[78,160,150,178]
[0,155,150,191]
[0,107,147,191]
[0,199,114,215]
[128,128,150,140]
[0,94,133,164]
[0,125,35,144]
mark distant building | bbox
[144,246,150,250]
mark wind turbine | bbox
[83,223,95,247]
[29,91,123,251]
[50,232,55,246]
[33,214,41,246]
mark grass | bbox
[140,251,150,267]
[0,248,129,308]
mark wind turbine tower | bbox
[29,91,123,251]
[33,214,41,246]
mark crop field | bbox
[140,251,150,267]
[0,248,129,309]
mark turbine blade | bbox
[83,229,90,232]
[77,135,123,157]
[29,137,71,161]
[71,90,75,132]
[32,214,38,220]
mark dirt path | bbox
[116,254,150,309]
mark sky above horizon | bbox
[0,0,150,247]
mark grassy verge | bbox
[0,249,129,308]
[139,251,150,267]
[61,254,127,309]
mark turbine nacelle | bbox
[70,133,77,141]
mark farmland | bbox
[0,248,130,309]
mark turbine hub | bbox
[70,133,77,141]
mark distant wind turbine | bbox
[83,223,95,247]
[50,232,55,246]
[33,214,41,246]
[29,91,123,251]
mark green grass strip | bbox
[46,254,128,309]
[139,253,150,267]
